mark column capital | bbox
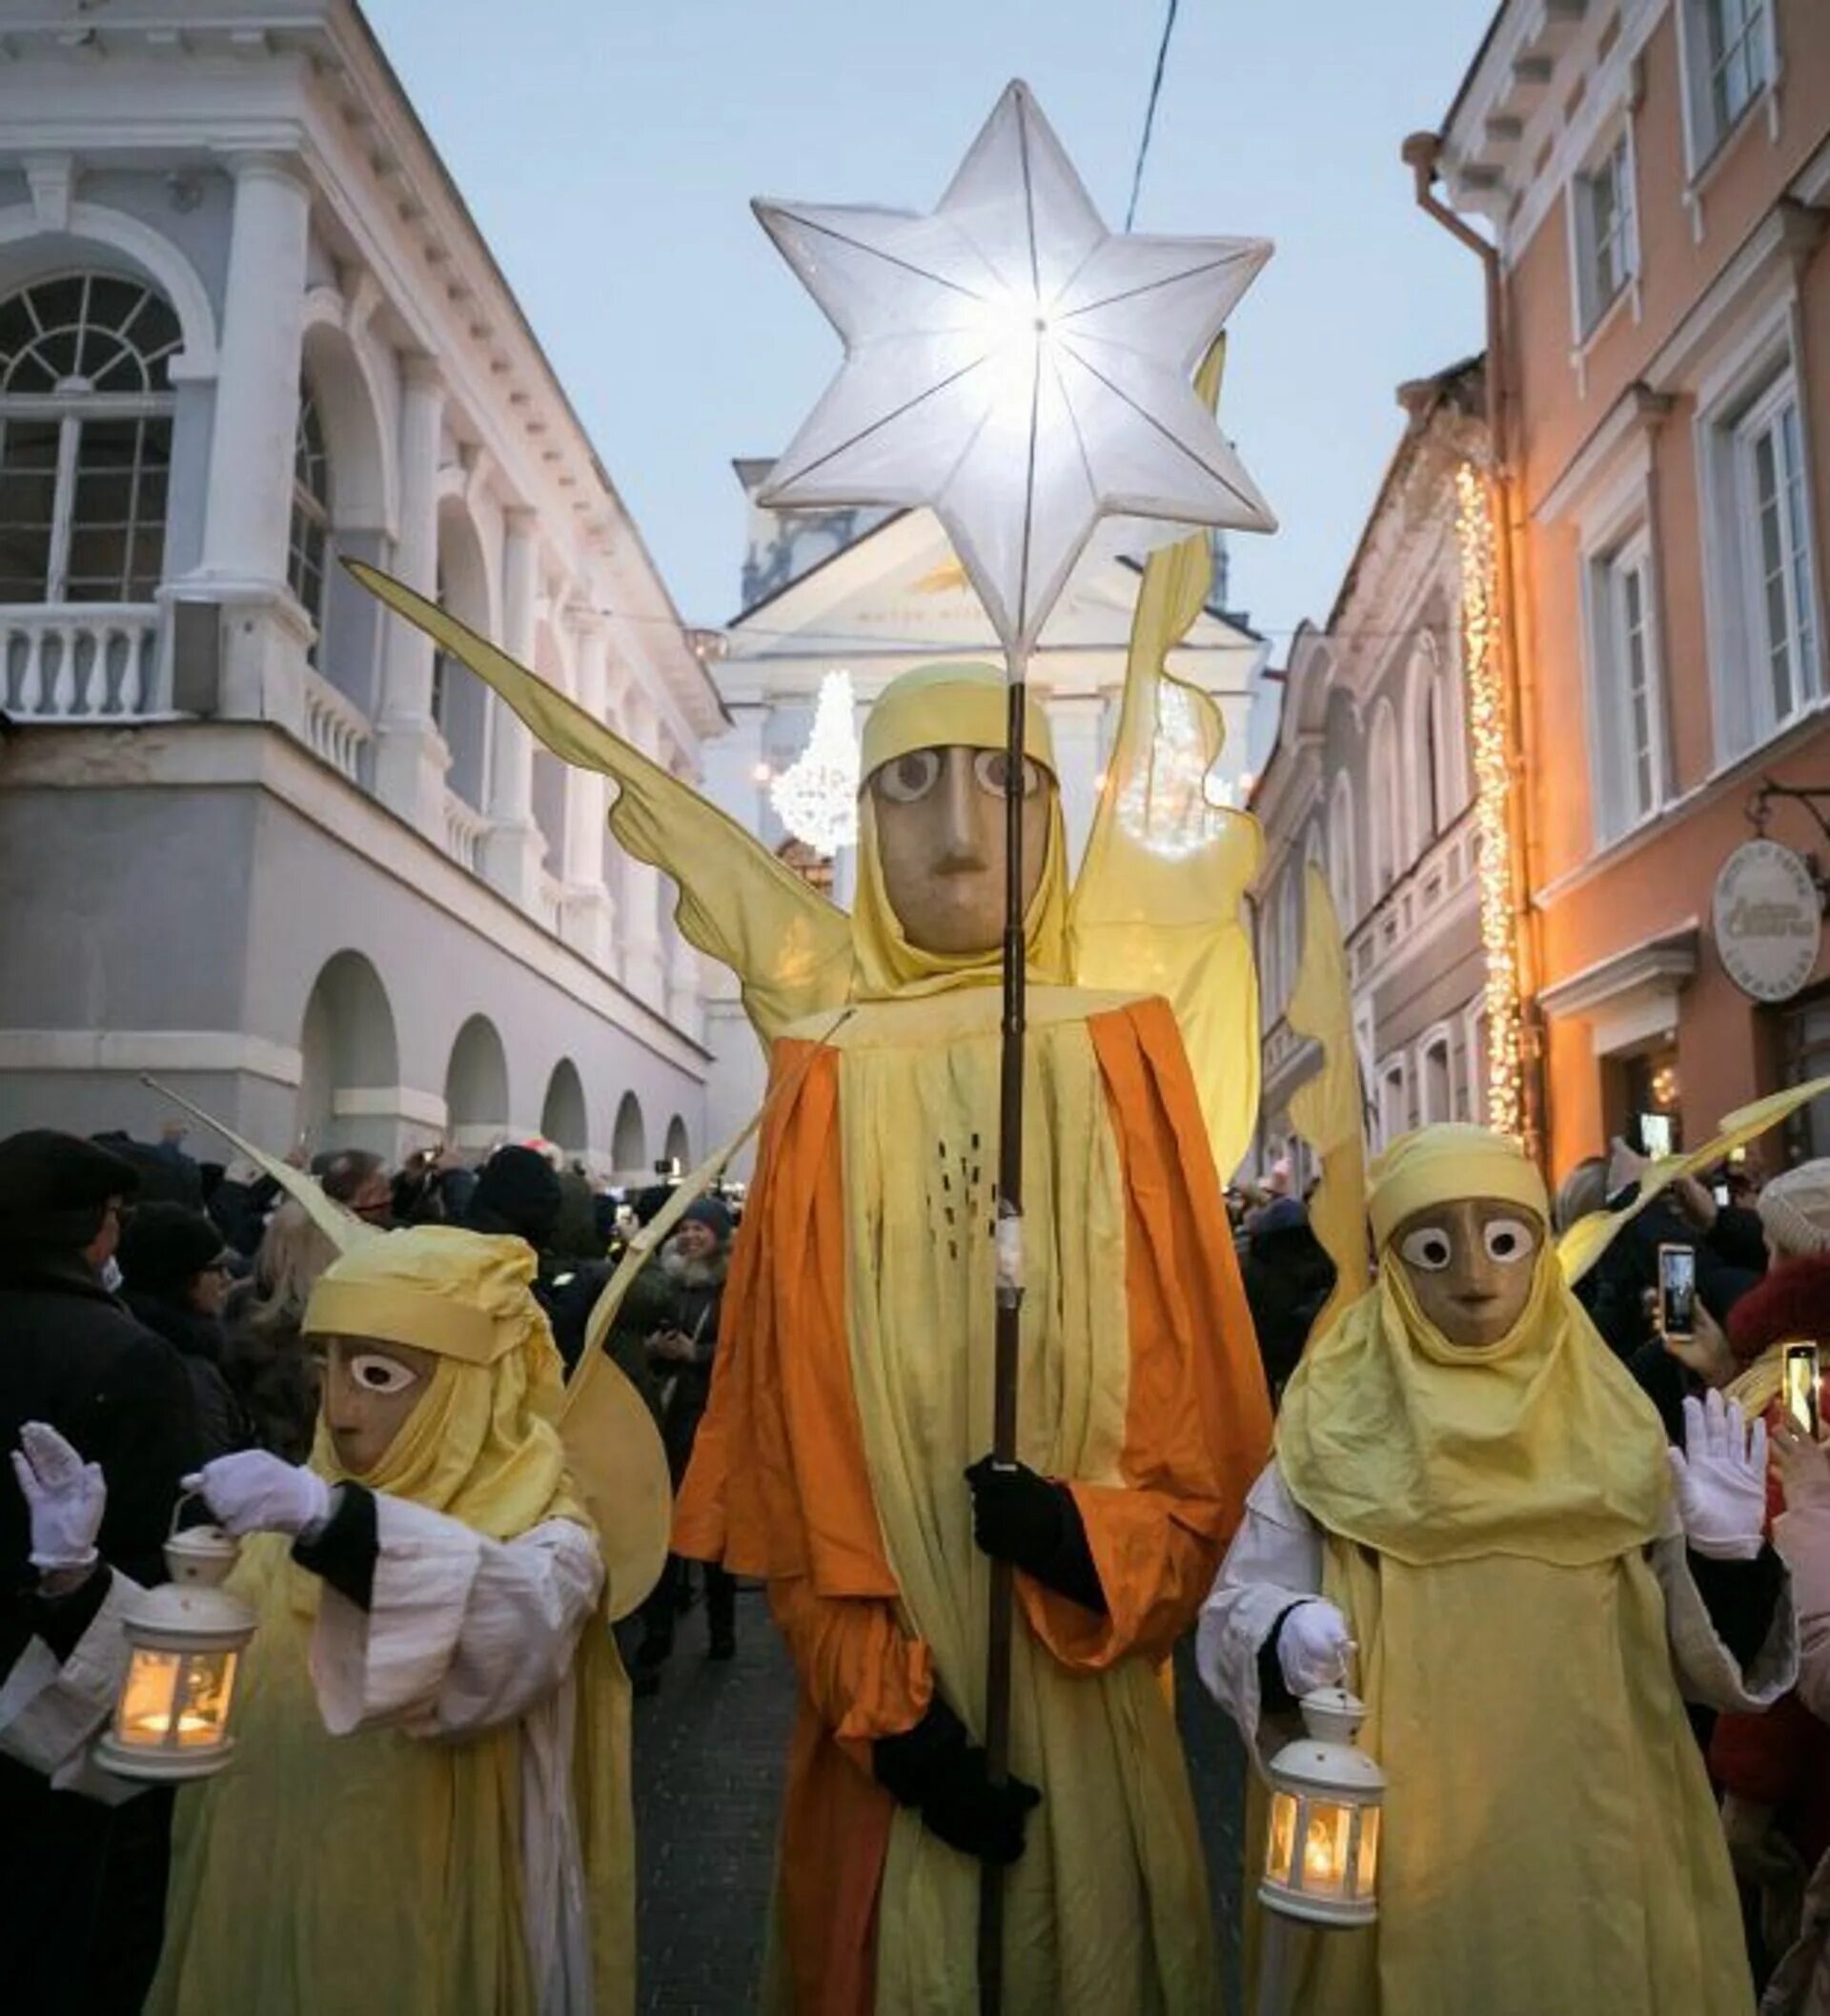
[503,503,539,538]
[220,149,312,198]
[400,353,447,399]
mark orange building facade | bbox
[1435,0,1830,1180]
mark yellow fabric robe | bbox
[677,989,1271,2013]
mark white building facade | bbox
[1253,360,1489,1184]
[699,463,1267,1152]
[0,0,721,1176]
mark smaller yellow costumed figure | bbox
[1,1226,650,2016]
[1200,1124,1800,2016]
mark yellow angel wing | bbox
[1285,864,1369,1333]
[1067,339,1265,1182]
[348,562,855,1047]
[1559,1073,1830,1286]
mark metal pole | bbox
[1255,1913,1292,2016]
[977,662,1029,2014]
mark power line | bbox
[1125,0,1184,233]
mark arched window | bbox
[0,272,179,603]
[1328,770,1357,927]
[288,383,331,655]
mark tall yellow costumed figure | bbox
[1201,1123,1799,2016]
[4,1227,650,2016]
[350,469,1273,2011]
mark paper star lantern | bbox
[755,78,1275,656]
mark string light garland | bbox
[1454,461,1524,1140]
[768,667,859,857]
[1115,680,1234,860]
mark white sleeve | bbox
[1653,1507,1799,1713]
[1194,1459,1324,1771]
[0,1571,149,1805]
[310,1498,604,1741]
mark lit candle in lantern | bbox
[1260,1686,1385,1928]
[96,1517,256,1782]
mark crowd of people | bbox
[0,1120,739,2014]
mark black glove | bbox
[965,1456,1108,1614]
[874,1697,1040,1865]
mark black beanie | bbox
[117,1201,228,1296]
[465,1146,563,1247]
[0,1130,139,1251]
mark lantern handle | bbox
[169,1489,214,1540]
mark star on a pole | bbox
[755,78,1275,657]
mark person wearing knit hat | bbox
[1200,1123,1798,2016]
[0,1131,203,2016]
[630,1192,738,1686]
[115,1203,247,1461]
[6,1226,639,2016]
[1759,1160,1830,1260]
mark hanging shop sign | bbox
[1713,839,1823,1003]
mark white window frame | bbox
[1570,126,1639,341]
[1376,1052,1410,1151]
[1675,0,1778,179]
[0,273,178,606]
[1328,768,1357,928]
[1367,703,1402,900]
[1697,321,1824,765]
[1582,525,1669,844]
[1417,1027,1455,1126]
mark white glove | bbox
[1277,1599,1355,1698]
[1669,1390,1768,1561]
[184,1451,331,1539]
[10,1421,106,1574]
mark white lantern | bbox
[1260,1686,1385,1927]
[95,1520,256,1782]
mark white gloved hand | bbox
[185,1451,331,1539]
[10,1421,106,1573]
[1669,1390,1768,1561]
[1276,1599,1355,1699]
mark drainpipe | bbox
[1401,131,1551,1169]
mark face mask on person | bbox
[319,1334,438,1474]
[1389,1197,1543,1349]
[868,744,1052,955]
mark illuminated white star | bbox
[755,79,1275,654]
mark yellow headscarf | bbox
[1278,1124,1669,1567]
[302,1226,585,1541]
[850,662,1070,999]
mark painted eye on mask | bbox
[1482,1217,1536,1265]
[1398,1225,1454,1273]
[873,749,943,804]
[347,1353,422,1396]
[970,750,1043,801]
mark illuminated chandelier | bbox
[769,668,860,856]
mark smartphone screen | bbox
[1785,1343,1821,1438]
[1658,1244,1698,1338]
[1712,1183,1732,1210]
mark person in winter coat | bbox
[1710,1163,1830,1980]
[1757,1420,1830,2014]
[0,1130,202,2015]
[632,1197,736,1686]
[116,1203,250,1460]
[220,1201,335,1462]
[1239,1196,1337,1402]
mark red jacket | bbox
[1712,1256,1830,1860]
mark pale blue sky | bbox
[363,0,1494,648]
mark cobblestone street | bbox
[629,1581,1250,2013]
